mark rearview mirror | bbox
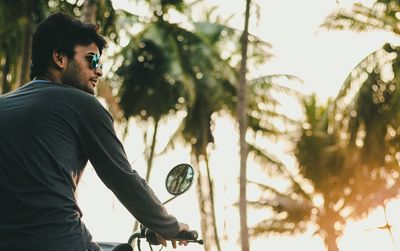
[165,163,195,196]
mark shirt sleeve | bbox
[77,95,180,239]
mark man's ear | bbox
[52,50,68,69]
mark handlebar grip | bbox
[145,229,199,245]
[173,230,199,240]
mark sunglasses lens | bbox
[88,54,102,70]
[91,54,99,69]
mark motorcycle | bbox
[97,163,204,251]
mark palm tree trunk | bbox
[193,155,212,251]
[19,21,32,86]
[204,153,222,251]
[16,0,33,88]
[1,49,11,94]
[145,119,159,181]
[131,119,159,242]
[237,1,251,251]
[23,15,33,83]
[325,229,339,251]
[81,0,98,24]
[320,204,340,251]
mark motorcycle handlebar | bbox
[145,229,201,245]
[128,226,203,246]
[174,230,199,240]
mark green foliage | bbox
[116,39,186,121]
[244,76,310,237]
[161,0,184,12]
[278,3,400,250]
[114,5,245,156]
[292,43,400,250]
[0,0,46,91]
[296,96,346,192]
[322,0,400,34]
[250,1,400,246]
[247,75,303,137]
[332,43,400,212]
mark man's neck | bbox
[34,72,61,83]
[34,76,52,82]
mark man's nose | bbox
[94,67,103,77]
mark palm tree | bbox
[251,2,400,250]
[170,90,228,251]
[158,25,303,251]
[116,37,188,181]
[114,2,287,251]
[294,96,344,251]
[237,1,251,251]
[243,74,310,241]
[324,0,400,222]
[117,14,247,249]
[114,3,239,249]
[288,69,400,251]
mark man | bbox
[0,13,188,251]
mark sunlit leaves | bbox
[322,1,400,226]
[291,31,400,250]
[322,1,400,35]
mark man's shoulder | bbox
[1,81,108,115]
[39,82,102,106]
[47,82,94,98]
[58,84,111,116]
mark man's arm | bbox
[77,96,180,239]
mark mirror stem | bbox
[162,195,178,205]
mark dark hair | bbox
[30,12,107,80]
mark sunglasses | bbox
[85,53,103,70]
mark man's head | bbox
[30,12,107,95]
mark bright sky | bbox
[77,0,400,251]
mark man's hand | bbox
[155,222,190,249]
[178,222,189,232]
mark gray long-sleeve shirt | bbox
[0,80,179,251]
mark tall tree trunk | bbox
[324,227,339,251]
[193,155,212,251]
[16,0,34,88]
[1,49,11,94]
[19,22,32,86]
[145,119,159,182]
[21,17,33,85]
[237,1,251,251]
[320,204,339,251]
[194,151,221,251]
[131,119,159,242]
[204,153,222,251]
[81,0,98,24]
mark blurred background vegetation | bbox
[2,0,400,251]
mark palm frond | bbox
[322,3,395,33]
[248,180,287,197]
